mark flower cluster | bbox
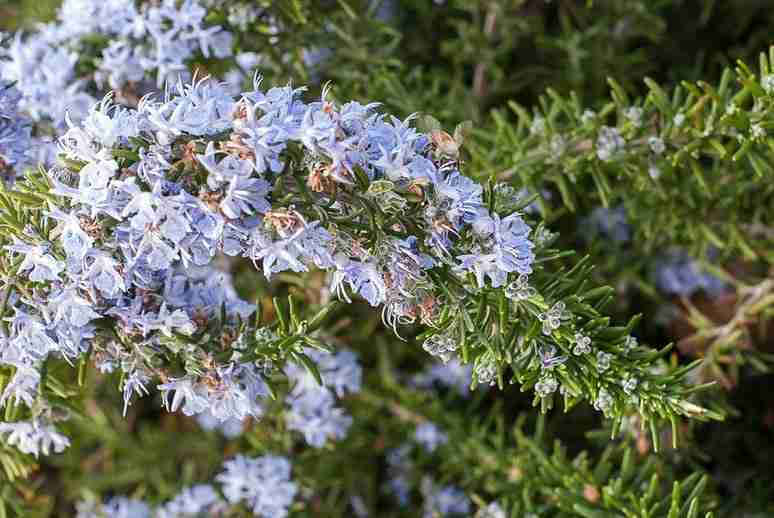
[584,205,725,299]
[654,249,725,296]
[0,0,240,172]
[414,421,448,453]
[191,346,362,447]
[0,418,70,458]
[0,72,537,457]
[412,358,476,396]
[1,0,233,123]
[421,476,472,518]
[285,348,362,447]
[386,445,413,506]
[0,77,32,182]
[216,455,297,518]
[384,438,504,516]
[0,30,93,128]
[1,66,713,466]
[584,206,631,244]
[76,454,296,518]
[0,4,750,517]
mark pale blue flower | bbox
[0,78,32,180]
[0,360,40,408]
[76,496,151,518]
[585,206,631,243]
[197,142,253,188]
[389,475,412,507]
[236,122,287,174]
[158,376,210,416]
[457,212,534,288]
[96,40,144,90]
[50,319,94,360]
[216,455,297,518]
[56,0,139,39]
[431,170,484,230]
[162,270,255,322]
[77,159,119,207]
[81,94,142,147]
[195,410,246,439]
[147,303,196,337]
[145,76,235,136]
[250,220,333,279]
[1,32,94,126]
[0,419,70,457]
[331,255,387,307]
[141,235,178,271]
[295,103,337,152]
[386,445,412,505]
[8,314,60,361]
[6,240,64,282]
[221,176,272,219]
[48,208,94,263]
[49,287,101,328]
[414,422,448,453]
[284,349,360,447]
[84,252,126,298]
[655,249,725,296]
[421,478,471,518]
[157,484,226,518]
[286,389,353,447]
[198,363,267,422]
[412,359,475,397]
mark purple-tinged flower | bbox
[655,249,725,296]
[157,484,226,518]
[412,359,475,397]
[216,455,297,518]
[48,208,94,263]
[76,496,151,518]
[49,287,101,328]
[457,212,534,288]
[250,219,333,279]
[585,206,631,243]
[220,176,272,219]
[0,360,41,408]
[331,255,387,307]
[421,477,471,518]
[195,410,246,439]
[414,422,448,453]
[285,389,353,447]
[84,252,126,298]
[538,344,567,371]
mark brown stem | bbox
[472,3,499,104]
